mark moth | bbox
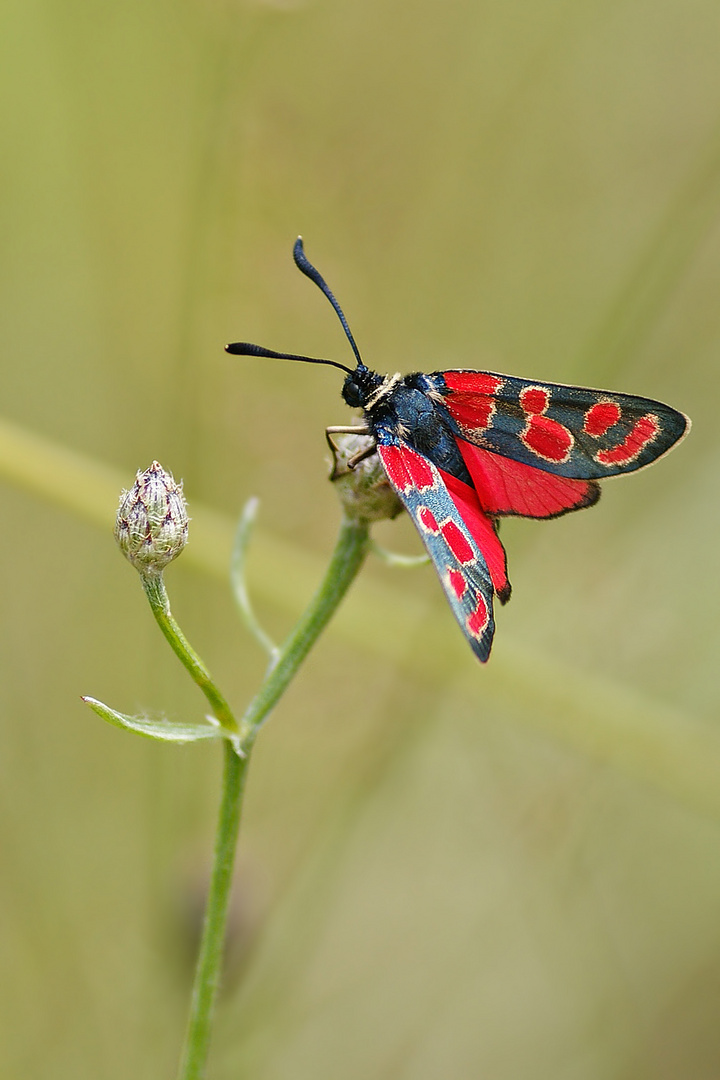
[227,239,689,661]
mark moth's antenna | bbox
[224,340,354,375]
[292,237,364,369]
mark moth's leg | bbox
[346,443,378,470]
[325,424,371,435]
[325,424,376,478]
[325,424,371,456]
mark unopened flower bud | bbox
[329,433,403,523]
[115,461,189,575]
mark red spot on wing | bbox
[521,414,573,463]
[512,384,574,463]
[446,569,467,600]
[443,372,505,396]
[405,450,435,489]
[442,371,505,435]
[466,594,489,638]
[379,444,435,492]
[448,398,494,431]
[418,506,440,533]
[440,518,475,565]
[519,386,550,414]
[595,414,659,466]
[583,401,621,437]
[378,444,411,491]
[440,469,510,599]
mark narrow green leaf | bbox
[82,697,226,744]
[371,541,430,568]
[230,496,279,660]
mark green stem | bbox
[178,741,250,1080]
[176,515,369,1079]
[237,516,370,750]
[142,573,238,735]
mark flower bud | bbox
[115,461,189,575]
[329,433,403,523]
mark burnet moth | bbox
[227,239,690,662]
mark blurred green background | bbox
[0,0,718,1076]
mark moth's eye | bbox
[343,380,363,408]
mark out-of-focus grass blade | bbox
[1,414,718,818]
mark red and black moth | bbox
[227,239,690,663]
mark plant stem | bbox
[177,741,250,1080]
[237,516,370,750]
[142,573,238,735]
[176,515,370,1079]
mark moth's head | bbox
[341,364,384,409]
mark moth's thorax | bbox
[343,369,425,414]
[363,372,402,411]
